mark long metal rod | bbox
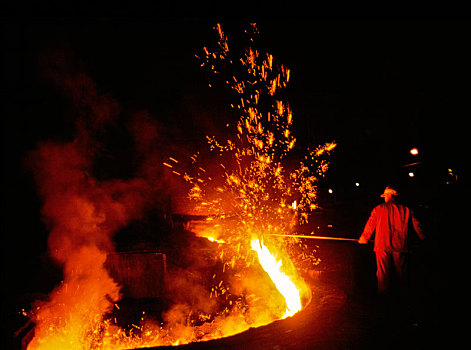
[267,233,359,242]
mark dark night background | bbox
[2,2,469,348]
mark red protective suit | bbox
[360,201,424,294]
[360,201,424,252]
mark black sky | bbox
[4,15,469,188]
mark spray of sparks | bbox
[174,22,336,250]
[169,22,337,327]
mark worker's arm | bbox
[411,210,425,240]
[359,207,377,244]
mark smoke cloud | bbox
[26,49,175,348]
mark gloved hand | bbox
[358,236,368,244]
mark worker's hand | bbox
[358,236,368,244]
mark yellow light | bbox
[408,172,415,177]
[355,182,360,187]
[410,148,419,155]
[328,189,333,194]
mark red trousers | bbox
[375,250,407,295]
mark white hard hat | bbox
[380,186,399,197]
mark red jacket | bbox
[360,201,424,252]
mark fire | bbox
[27,247,121,350]
[251,239,302,318]
[206,236,226,244]
[25,23,334,350]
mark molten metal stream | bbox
[250,239,302,318]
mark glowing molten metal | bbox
[251,239,302,318]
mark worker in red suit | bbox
[358,186,424,295]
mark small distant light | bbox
[355,182,360,187]
[292,200,297,210]
[327,224,333,228]
[410,148,419,155]
[408,172,415,177]
[328,188,333,194]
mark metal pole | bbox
[267,233,359,242]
